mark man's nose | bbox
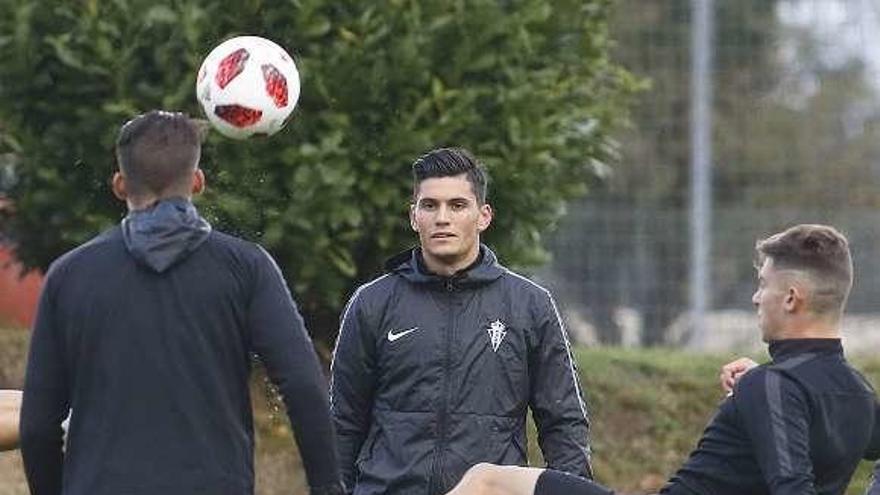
[434,205,451,223]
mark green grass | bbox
[1,329,877,494]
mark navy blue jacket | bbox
[20,199,342,495]
[664,339,880,495]
[330,246,591,495]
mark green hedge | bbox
[0,1,637,346]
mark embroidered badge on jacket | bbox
[486,319,507,352]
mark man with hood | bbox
[20,110,344,495]
[329,147,592,495]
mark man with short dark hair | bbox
[330,147,592,495]
[445,224,880,495]
[20,110,344,495]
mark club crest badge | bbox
[486,319,507,352]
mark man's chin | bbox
[424,246,460,259]
[429,255,460,267]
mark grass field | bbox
[0,328,877,494]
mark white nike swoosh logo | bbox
[387,326,420,342]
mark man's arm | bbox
[0,390,22,451]
[247,248,343,495]
[20,277,69,495]
[329,287,377,493]
[734,368,816,495]
[866,401,880,460]
[866,402,880,495]
[528,292,592,479]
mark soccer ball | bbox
[196,36,300,139]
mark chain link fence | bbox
[539,0,880,351]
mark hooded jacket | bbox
[330,245,591,495]
[20,198,342,495]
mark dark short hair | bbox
[411,147,488,204]
[756,224,853,314]
[115,110,201,199]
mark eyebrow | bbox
[418,196,472,203]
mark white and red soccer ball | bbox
[196,36,300,139]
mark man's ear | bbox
[192,168,205,196]
[785,285,804,313]
[477,203,493,233]
[410,204,418,232]
[111,172,127,201]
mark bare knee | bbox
[459,463,507,495]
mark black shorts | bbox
[534,470,615,495]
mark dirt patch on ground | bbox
[0,329,27,389]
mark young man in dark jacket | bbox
[20,111,344,495]
[443,224,880,495]
[330,148,591,495]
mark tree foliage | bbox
[0,0,635,346]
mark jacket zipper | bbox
[432,279,456,494]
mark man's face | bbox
[410,174,492,269]
[752,257,792,342]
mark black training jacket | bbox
[20,198,342,495]
[330,245,592,495]
[664,339,880,495]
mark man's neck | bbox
[127,194,190,212]
[421,247,481,277]
[774,315,842,340]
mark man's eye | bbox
[420,202,436,210]
[451,202,467,210]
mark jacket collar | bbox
[385,244,504,288]
[768,338,843,362]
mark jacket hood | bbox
[384,244,504,287]
[121,197,212,273]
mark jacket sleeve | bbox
[528,291,592,479]
[20,273,69,495]
[866,400,880,460]
[867,462,880,495]
[248,248,343,494]
[734,368,816,495]
[867,403,880,495]
[329,287,377,493]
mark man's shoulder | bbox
[201,230,274,266]
[349,273,398,303]
[205,229,261,252]
[497,268,556,301]
[339,274,398,324]
[732,363,811,405]
[47,226,124,277]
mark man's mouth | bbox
[431,232,456,239]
